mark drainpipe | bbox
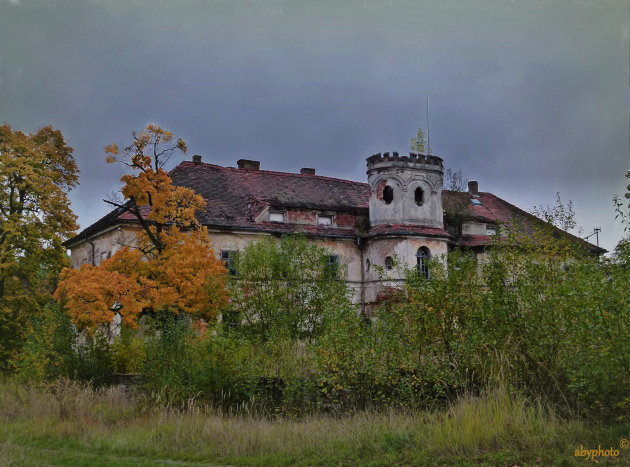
[357,236,366,318]
[85,233,95,266]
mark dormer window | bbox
[317,215,333,226]
[269,211,285,222]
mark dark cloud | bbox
[0,0,627,251]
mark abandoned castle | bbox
[64,152,604,310]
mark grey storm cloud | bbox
[0,0,628,252]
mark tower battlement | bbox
[366,152,443,175]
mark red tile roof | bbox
[366,224,450,238]
[65,160,604,254]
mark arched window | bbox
[383,185,394,204]
[414,187,424,206]
[416,247,431,279]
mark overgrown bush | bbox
[15,302,114,385]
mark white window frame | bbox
[317,214,334,226]
[269,211,286,222]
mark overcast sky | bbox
[1,0,628,252]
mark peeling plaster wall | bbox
[68,226,138,268]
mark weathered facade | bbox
[64,152,604,311]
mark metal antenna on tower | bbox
[426,97,431,154]
[584,227,602,247]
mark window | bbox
[414,187,424,206]
[221,250,238,276]
[98,251,110,266]
[326,255,339,279]
[385,256,393,270]
[383,185,394,204]
[317,215,333,226]
[486,226,497,236]
[366,258,371,271]
[416,247,431,279]
[269,211,285,222]
[471,198,482,206]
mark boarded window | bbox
[383,185,394,204]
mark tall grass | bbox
[1,380,627,465]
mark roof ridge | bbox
[176,160,369,187]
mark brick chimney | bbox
[192,155,202,165]
[468,180,479,194]
[300,168,316,175]
[237,159,260,171]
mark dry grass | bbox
[0,380,627,466]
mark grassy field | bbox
[0,380,628,466]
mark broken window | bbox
[221,250,238,276]
[383,185,394,204]
[317,215,333,226]
[414,187,424,206]
[385,256,393,270]
[269,211,285,222]
[416,247,431,279]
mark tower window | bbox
[416,247,431,279]
[385,256,393,270]
[414,187,424,206]
[383,185,394,204]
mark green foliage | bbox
[111,325,145,374]
[14,303,114,385]
[228,234,355,342]
[0,124,78,369]
[410,127,432,154]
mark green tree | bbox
[228,235,355,342]
[0,124,78,368]
[410,127,432,154]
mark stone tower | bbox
[366,152,444,228]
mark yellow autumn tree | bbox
[55,125,228,332]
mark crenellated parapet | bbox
[366,152,443,176]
